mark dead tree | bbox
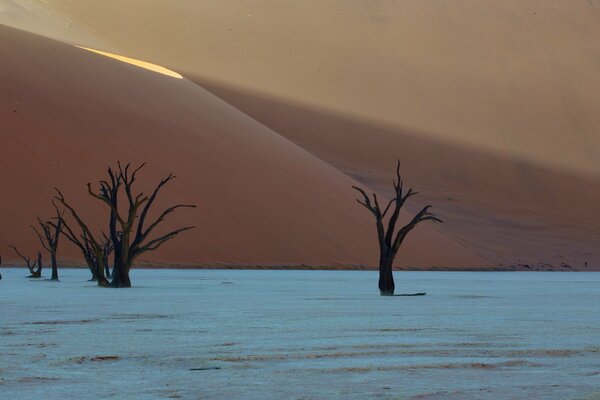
[87,162,195,287]
[10,245,42,278]
[31,211,64,281]
[52,193,110,287]
[353,161,442,296]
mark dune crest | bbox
[76,46,183,79]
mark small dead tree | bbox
[353,161,442,296]
[52,194,111,287]
[87,163,196,287]
[31,211,64,281]
[10,245,42,278]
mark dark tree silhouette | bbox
[31,210,64,281]
[52,194,111,287]
[101,236,114,279]
[353,160,442,295]
[53,163,195,287]
[0,255,3,280]
[10,245,42,278]
[86,163,196,287]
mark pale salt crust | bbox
[1,269,599,399]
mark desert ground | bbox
[2,269,600,399]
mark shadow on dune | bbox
[194,78,600,268]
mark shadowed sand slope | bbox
[197,83,600,268]
[0,25,487,268]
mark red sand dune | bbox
[0,25,485,268]
[196,85,600,269]
[2,0,600,269]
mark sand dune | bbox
[24,0,600,176]
[2,1,599,268]
[0,25,486,268]
[0,0,106,48]
[13,0,597,269]
[198,84,600,268]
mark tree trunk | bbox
[378,255,395,296]
[110,264,131,288]
[30,252,43,278]
[104,254,111,279]
[87,265,97,281]
[83,255,97,281]
[50,252,59,281]
[96,275,109,287]
[95,259,109,287]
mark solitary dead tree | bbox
[9,245,42,278]
[87,162,196,287]
[353,161,442,295]
[31,211,64,281]
[52,194,111,287]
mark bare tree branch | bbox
[31,221,51,252]
[137,226,195,253]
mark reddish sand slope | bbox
[19,0,599,269]
[0,25,486,268]
[197,84,600,269]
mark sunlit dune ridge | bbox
[76,46,183,79]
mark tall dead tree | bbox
[52,194,111,287]
[31,210,64,281]
[353,161,442,296]
[10,245,42,278]
[87,162,196,287]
